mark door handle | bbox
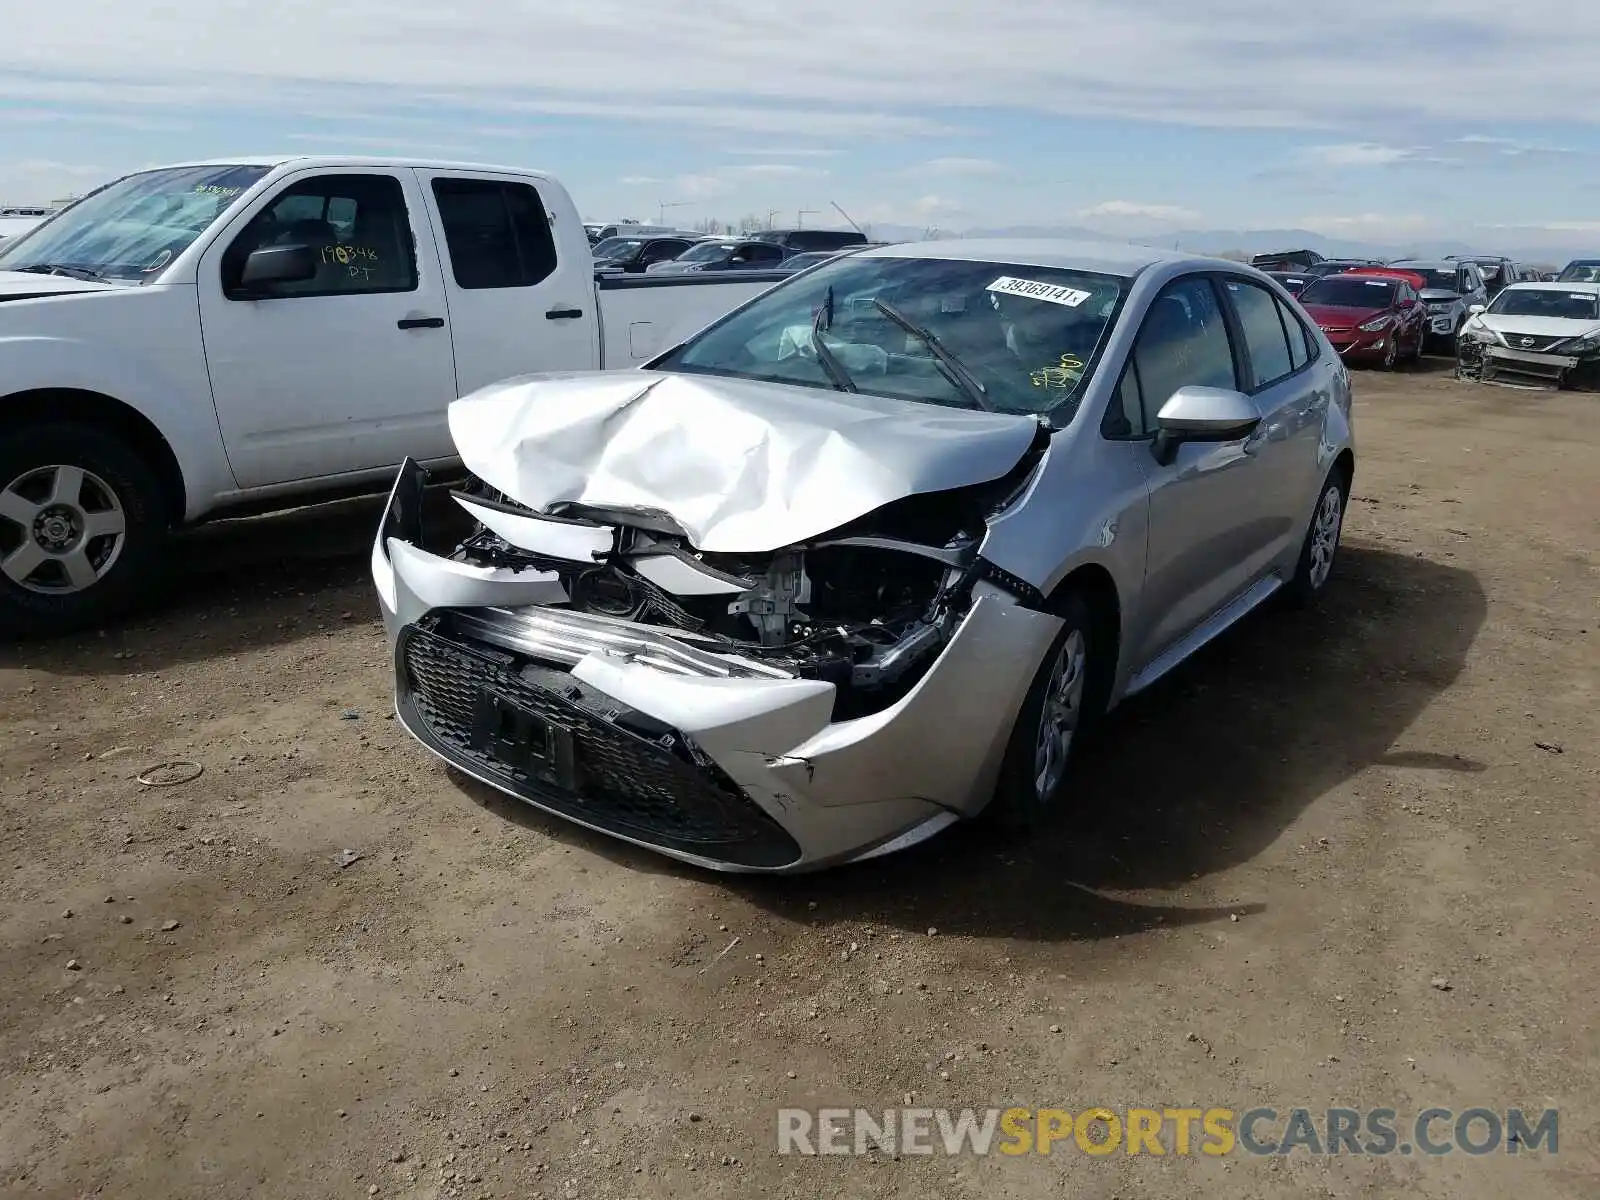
[397,316,445,330]
[546,307,584,320]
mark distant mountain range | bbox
[861,222,1591,268]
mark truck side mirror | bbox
[238,244,318,290]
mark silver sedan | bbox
[372,240,1354,872]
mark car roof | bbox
[150,154,559,177]
[860,238,1210,278]
[1389,259,1463,270]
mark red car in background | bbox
[1294,270,1427,368]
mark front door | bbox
[197,169,458,488]
[1119,275,1269,670]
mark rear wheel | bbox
[1286,466,1348,608]
[0,423,170,637]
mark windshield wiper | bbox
[14,263,113,283]
[872,297,995,412]
[810,286,857,393]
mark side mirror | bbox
[236,243,318,293]
[1467,303,1486,315]
[1151,386,1261,467]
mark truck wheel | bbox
[0,424,170,637]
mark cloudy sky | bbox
[3,0,1599,246]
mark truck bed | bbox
[596,271,789,368]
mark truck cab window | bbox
[223,173,417,298]
[431,178,559,289]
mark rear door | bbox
[1218,274,1329,562]
[417,170,600,398]
[197,167,459,487]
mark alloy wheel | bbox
[0,464,128,594]
[1034,629,1087,802]
[1307,484,1343,591]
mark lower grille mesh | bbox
[398,624,801,868]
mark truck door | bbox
[416,170,601,397]
[196,168,459,487]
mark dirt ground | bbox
[2,359,1596,1200]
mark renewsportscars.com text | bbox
[777,1106,1559,1157]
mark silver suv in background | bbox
[1388,259,1488,350]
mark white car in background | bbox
[1456,281,1600,389]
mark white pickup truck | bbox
[0,156,785,636]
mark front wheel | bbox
[1286,468,1348,608]
[0,423,170,637]
[987,590,1106,832]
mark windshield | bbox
[0,164,271,282]
[652,255,1128,424]
[1299,276,1397,308]
[1393,266,1461,292]
[675,241,738,264]
[1557,261,1600,283]
[1487,288,1600,320]
[592,237,644,260]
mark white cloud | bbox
[5,1,1600,133]
[917,157,1004,176]
[1296,213,1436,236]
[1079,200,1201,222]
[1452,134,1574,156]
[724,147,837,158]
[1296,142,1419,167]
[728,163,827,177]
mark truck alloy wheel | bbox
[0,464,128,594]
[0,423,168,637]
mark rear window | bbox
[431,178,558,289]
[1298,276,1397,308]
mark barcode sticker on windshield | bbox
[1572,294,1592,301]
[987,275,1093,307]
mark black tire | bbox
[0,423,170,638]
[1286,465,1349,609]
[986,590,1108,833]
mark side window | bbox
[1223,278,1294,389]
[1276,295,1310,371]
[223,173,417,299]
[642,239,687,264]
[747,243,784,264]
[1102,361,1147,439]
[431,178,559,290]
[1129,276,1238,430]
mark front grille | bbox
[398,622,801,868]
[1500,333,1566,353]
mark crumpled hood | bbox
[448,370,1043,554]
[1418,288,1462,304]
[0,270,122,300]
[1476,313,1600,341]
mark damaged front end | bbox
[373,439,1063,873]
[1458,330,1600,390]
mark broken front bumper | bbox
[372,460,1063,873]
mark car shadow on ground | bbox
[0,487,471,673]
[459,542,1487,943]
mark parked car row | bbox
[593,227,875,276]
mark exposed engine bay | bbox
[444,450,1044,719]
